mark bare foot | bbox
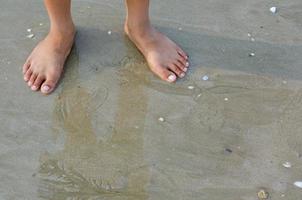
[125,23,189,83]
[23,29,75,94]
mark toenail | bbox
[168,74,176,82]
[183,67,188,72]
[28,82,32,86]
[186,62,190,67]
[41,85,50,93]
[180,73,185,78]
[24,77,28,81]
[31,86,37,91]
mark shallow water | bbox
[1,0,302,199]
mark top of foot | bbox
[23,30,75,94]
[125,23,189,83]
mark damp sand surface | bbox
[1,0,302,199]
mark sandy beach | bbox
[1,0,302,199]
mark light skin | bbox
[23,0,189,94]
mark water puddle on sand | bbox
[35,30,302,200]
[37,45,151,199]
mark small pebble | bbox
[27,34,35,39]
[225,148,232,153]
[270,7,277,14]
[188,85,195,90]
[202,75,209,81]
[294,181,302,188]
[27,28,32,33]
[224,97,229,101]
[158,117,165,122]
[257,189,269,199]
[107,30,112,35]
[39,23,43,26]
[282,161,292,168]
[249,53,255,57]
[247,33,251,37]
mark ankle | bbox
[49,22,76,39]
[124,19,152,36]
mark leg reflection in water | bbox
[38,47,150,200]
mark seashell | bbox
[294,181,302,188]
[202,75,209,81]
[257,189,269,199]
[158,117,165,122]
[282,162,292,168]
[270,7,277,14]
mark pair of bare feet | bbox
[23,22,189,94]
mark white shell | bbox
[158,117,165,122]
[202,75,209,81]
[107,30,112,35]
[224,98,229,101]
[26,34,35,39]
[294,181,302,188]
[249,53,255,57]
[27,28,32,32]
[270,7,277,14]
[282,162,292,168]
[188,86,195,90]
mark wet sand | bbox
[1,0,302,199]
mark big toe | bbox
[40,76,59,94]
[151,65,177,83]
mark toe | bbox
[28,73,37,87]
[175,60,188,72]
[23,61,31,74]
[151,65,177,83]
[41,75,59,94]
[178,56,189,68]
[168,64,186,78]
[24,69,33,82]
[176,47,188,60]
[31,75,45,91]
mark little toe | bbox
[176,47,188,60]
[23,62,31,74]
[24,69,33,82]
[31,76,45,91]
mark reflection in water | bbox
[33,28,302,200]
[38,45,150,199]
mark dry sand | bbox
[1,0,302,199]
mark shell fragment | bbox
[158,117,165,122]
[27,34,35,39]
[294,181,302,188]
[270,7,277,14]
[202,75,209,81]
[282,162,292,168]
